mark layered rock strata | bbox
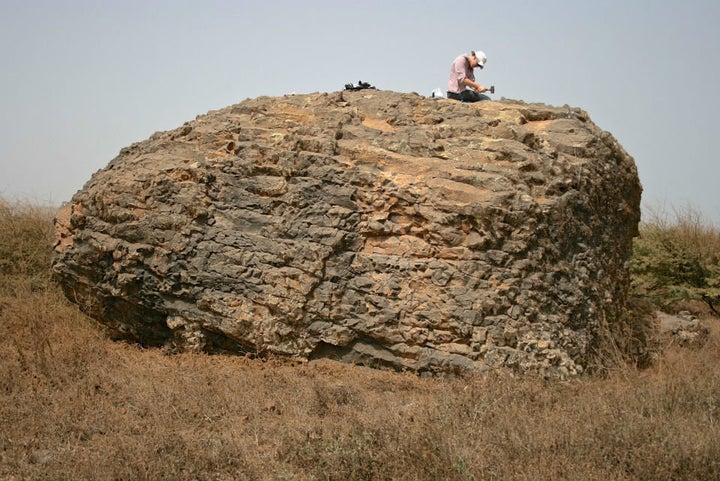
[52,90,642,376]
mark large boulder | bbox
[52,90,642,376]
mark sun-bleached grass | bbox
[0,199,55,279]
[2,199,719,480]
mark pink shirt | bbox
[447,54,474,93]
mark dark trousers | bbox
[447,90,489,103]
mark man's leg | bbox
[447,90,490,102]
[460,90,488,102]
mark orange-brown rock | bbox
[52,90,642,376]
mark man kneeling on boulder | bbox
[447,50,490,102]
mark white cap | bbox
[472,50,487,69]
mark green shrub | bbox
[630,206,720,310]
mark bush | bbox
[631,206,720,311]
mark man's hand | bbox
[467,80,487,93]
[463,78,487,93]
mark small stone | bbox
[30,450,52,465]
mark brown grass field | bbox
[1,199,719,481]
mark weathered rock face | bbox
[52,90,641,376]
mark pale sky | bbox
[1,0,718,225]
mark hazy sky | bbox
[1,0,718,224]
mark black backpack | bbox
[344,80,376,91]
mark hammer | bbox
[487,85,495,94]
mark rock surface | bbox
[657,311,709,347]
[52,90,642,376]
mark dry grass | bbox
[2,199,720,481]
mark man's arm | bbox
[462,77,488,93]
